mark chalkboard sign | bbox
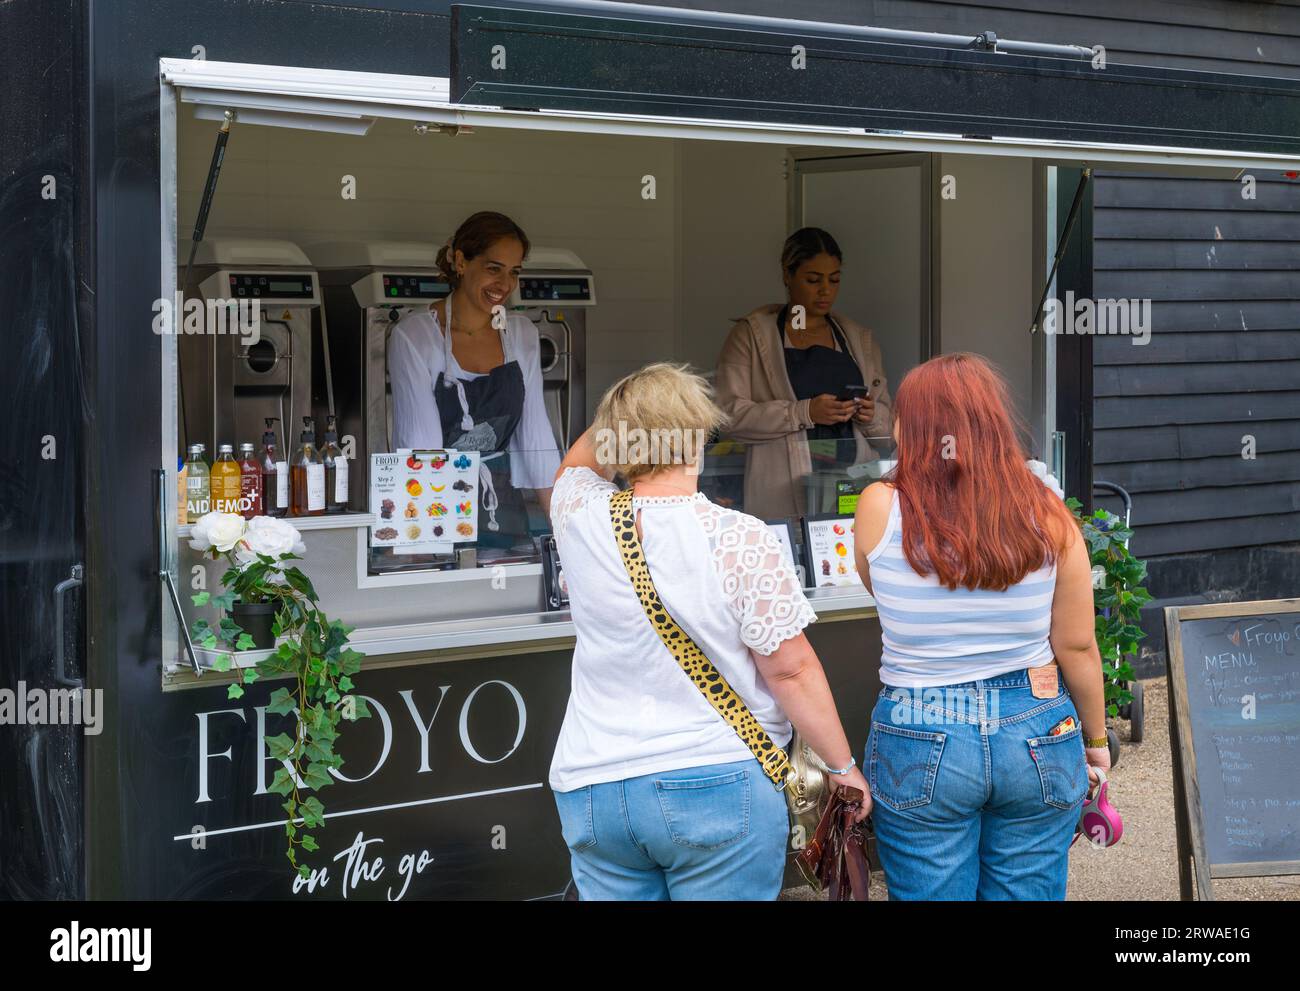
[1164,599,1300,899]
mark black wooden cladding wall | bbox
[307,1,1300,80]
[1092,173,1300,558]
[636,0,1300,79]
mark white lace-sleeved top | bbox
[547,467,817,792]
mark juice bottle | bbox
[238,442,262,518]
[212,444,242,515]
[184,444,210,522]
[260,418,288,518]
[322,414,348,514]
[290,417,325,516]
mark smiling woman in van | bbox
[387,211,560,539]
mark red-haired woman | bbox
[853,352,1109,900]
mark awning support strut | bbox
[1031,168,1091,335]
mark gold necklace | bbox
[439,294,491,338]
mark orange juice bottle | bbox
[212,444,242,515]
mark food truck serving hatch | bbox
[156,2,1300,686]
[15,0,1294,904]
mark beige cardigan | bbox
[714,303,894,520]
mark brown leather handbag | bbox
[795,786,872,900]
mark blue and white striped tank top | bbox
[865,488,1056,688]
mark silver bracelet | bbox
[824,756,856,776]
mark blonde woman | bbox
[547,363,869,901]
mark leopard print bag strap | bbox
[608,487,793,790]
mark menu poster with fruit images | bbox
[763,520,805,587]
[801,513,859,588]
[369,450,480,552]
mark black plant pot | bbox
[231,601,277,650]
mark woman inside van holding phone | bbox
[716,228,893,521]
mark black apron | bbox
[436,361,525,455]
[779,304,864,466]
[433,297,531,548]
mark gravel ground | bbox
[782,676,1300,901]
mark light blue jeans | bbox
[553,758,788,900]
[866,667,1088,900]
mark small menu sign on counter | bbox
[802,514,859,588]
[369,450,480,553]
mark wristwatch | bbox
[1085,735,1109,749]
[824,756,857,775]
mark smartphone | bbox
[837,384,869,402]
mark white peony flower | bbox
[188,512,248,553]
[234,515,306,569]
[1026,459,1065,500]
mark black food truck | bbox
[3,0,1298,899]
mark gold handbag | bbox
[785,732,832,853]
[608,489,831,864]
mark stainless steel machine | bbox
[178,237,321,461]
[307,241,451,506]
[509,246,593,452]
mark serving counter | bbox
[168,501,880,684]
[161,486,885,900]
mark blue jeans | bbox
[552,758,788,900]
[866,667,1087,900]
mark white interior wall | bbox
[791,149,1036,424]
[676,140,788,376]
[178,114,1034,432]
[179,115,679,421]
[796,155,926,397]
[936,153,1036,425]
[178,116,788,421]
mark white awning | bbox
[161,58,1300,174]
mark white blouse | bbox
[547,467,818,792]
[386,307,560,489]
